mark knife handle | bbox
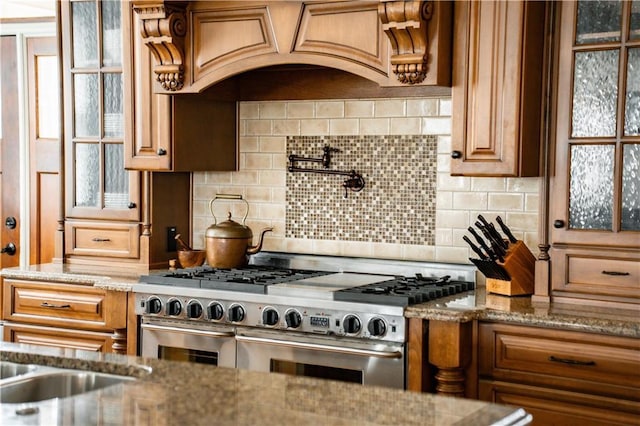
[463,236,487,260]
[496,216,518,244]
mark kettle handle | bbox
[209,194,249,225]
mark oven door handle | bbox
[235,335,402,359]
[141,323,235,338]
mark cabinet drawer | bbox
[567,256,640,294]
[479,323,640,399]
[3,322,114,353]
[2,279,127,331]
[65,221,140,258]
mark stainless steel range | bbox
[133,253,476,389]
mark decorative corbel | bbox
[133,1,187,91]
[378,1,433,85]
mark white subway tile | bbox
[422,117,451,135]
[435,228,453,245]
[301,119,330,135]
[453,192,489,210]
[259,170,286,186]
[403,244,436,261]
[244,153,272,170]
[360,118,390,135]
[245,119,272,136]
[329,119,359,135]
[390,117,421,135]
[259,136,286,153]
[239,102,259,119]
[259,102,287,119]
[192,172,206,184]
[435,246,470,263]
[231,170,260,185]
[437,172,471,191]
[285,238,315,253]
[437,153,451,173]
[488,193,524,211]
[257,203,286,220]
[286,102,315,118]
[316,101,345,118]
[272,119,300,136]
[507,177,541,193]
[372,243,404,259]
[374,99,406,117]
[437,135,452,154]
[436,209,470,228]
[439,98,452,116]
[471,177,507,192]
[245,186,273,202]
[239,136,259,152]
[341,241,374,257]
[525,193,539,212]
[436,191,453,209]
[504,212,538,231]
[407,98,438,117]
[345,100,375,118]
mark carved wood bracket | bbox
[133,1,187,91]
[378,1,433,84]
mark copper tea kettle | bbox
[205,194,273,268]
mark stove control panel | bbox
[135,293,405,343]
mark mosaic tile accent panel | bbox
[286,135,437,245]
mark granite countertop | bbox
[0,342,529,426]
[2,264,638,338]
[405,288,640,338]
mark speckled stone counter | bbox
[0,263,141,292]
[0,342,529,426]
[405,288,640,338]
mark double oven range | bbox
[133,253,476,389]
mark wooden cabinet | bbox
[59,1,193,269]
[478,322,640,425]
[123,1,238,172]
[547,1,640,308]
[450,0,545,177]
[2,278,129,354]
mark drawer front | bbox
[4,322,114,353]
[3,279,112,330]
[479,323,640,393]
[65,221,140,258]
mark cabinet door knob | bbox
[128,202,137,209]
[157,148,167,156]
[451,150,462,159]
[553,220,565,229]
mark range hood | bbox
[131,1,452,95]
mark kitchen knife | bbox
[478,215,508,248]
[496,216,518,244]
[475,221,506,257]
[467,226,493,258]
[463,235,488,260]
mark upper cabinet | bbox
[122,1,238,171]
[450,0,546,177]
[61,0,140,221]
[548,0,640,308]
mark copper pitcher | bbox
[205,194,273,268]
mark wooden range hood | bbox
[131,0,452,99]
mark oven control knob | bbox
[186,301,203,319]
[262,308,279,326]
[343,315,361,334]
[285,310,302,328]
[207,303,224,321]
[367,318,387,337]
[228,304,245,323]
[167,299,182,316]
[145,297,162,315]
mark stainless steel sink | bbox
[0,362,39,380]
[1,370,135,404]
[0,361,137,404]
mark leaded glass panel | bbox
[622,144,640,230]
[572,50,619,137]
[75,143,99,207]
[72,1,98,68]
[569,144,615,230]
[625,48,640,136]
[104,144,128,208]
[631,1,640,39]
[73,73,99,137]
[102,0,122,67]
[103,73,123,138]
[576,0,622,44]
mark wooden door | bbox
[27,37,60,265]
[1,36,20,268]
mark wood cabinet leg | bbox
[428,320,472,398]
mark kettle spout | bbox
[247,227,274,255]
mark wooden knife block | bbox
[486,240,535,296]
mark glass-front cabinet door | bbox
[550,0,640,303]
[62,0,139,221]
[552,0,640,245]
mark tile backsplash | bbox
[192,97,540,264]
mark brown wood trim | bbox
[127,292,138,356]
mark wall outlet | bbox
[167,226,177,252]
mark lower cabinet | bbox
[478,322,640,425]
[2,278,130,354]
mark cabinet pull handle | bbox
[549,356,595,366]
[41,302,71,309]
[92,237,111,242]
[602,270,630,276]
